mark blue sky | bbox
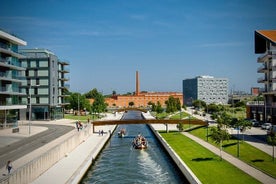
[1,0,275,94]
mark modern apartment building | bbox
[0,29,27,128]
[247,30,276,123]
[19,49,70,120]
[183,75,228,105]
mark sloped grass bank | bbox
[160,132,260,184]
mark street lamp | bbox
[29,81,39,135]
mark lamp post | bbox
[29,81,39,135]
[28,82,32,135]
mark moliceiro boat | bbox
[132,134,148,149]
[118,128,126,138]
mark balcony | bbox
[257,77,267,83]
[257,65,268,73]
[257,52,272,63]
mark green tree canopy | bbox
[210,126,231,160]
[129,101,134,107]
[165,96,181,113]
[91,92,107,115]
[68,93,91,112]
[84,88,100,99]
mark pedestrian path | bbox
[183,132,276,184]
[31,112,123,184]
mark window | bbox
[39,61,48,67]
[38,70,48,76]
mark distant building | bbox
[183,75,228,105]
[93,71,183,108]
[19,49,70,120]
[247,30,276,123]
[0,29,27,128]
[251,87,260,96]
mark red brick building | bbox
[90,71,183,108]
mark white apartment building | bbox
[0,29,27,128]
[247,30,276,123]
[183,75,228,105]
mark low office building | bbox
[0,29,27,128]
[20,49,70,120]
[183,75,228,105]
[247,30,276,123]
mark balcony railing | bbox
[246,101,264,106]
[257,51,272,63]
[257,77,266,83]
[257,65,268,73]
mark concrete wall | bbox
[0,124,93,184]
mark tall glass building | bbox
[183,76,228,106]
[0,29,27,128]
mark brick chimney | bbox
[136,71,140,96]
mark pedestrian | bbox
[6,160,12,174]
[78,121,83,130]
[98,130,101,136]
[101,130,104,136]
[76,121,79,131]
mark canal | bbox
[81,111,188,183]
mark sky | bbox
[1,0,275,95]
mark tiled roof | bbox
[257,30,276,43]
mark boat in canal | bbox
[132,134,148,149]
[118,128,126,138]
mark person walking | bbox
[76,121,79,131]
[6,160,12,174]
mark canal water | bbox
[81,111,188,184]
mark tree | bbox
[165,96,181,113]
[68,93,91,114]
[129,101,134,107]
[148,101,156,111]
[176,123,184,131]
[233,119,252,157]
[210,126,230,160]
[85,88,100,99]
[112,90,117,96]
[156,101,163,113]
[192,100,206,110]
[267,132,276,162]
[91,92,107,117]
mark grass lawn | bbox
[64,114,99,123]
[160,132,260,184]
[190,127,276,178]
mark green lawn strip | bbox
[160,132,260,184]
[64,114,98,123]
[190,127,276,177]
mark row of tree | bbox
[66,88,183,116]
[65,88,107,117]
